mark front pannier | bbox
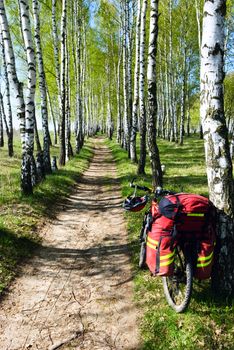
[146,223,175,276]
[146,193,216,279]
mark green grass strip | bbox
[107,136,234,350]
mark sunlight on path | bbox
[0,138,140,350]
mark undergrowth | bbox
[107,135,234,350]
[0,136,93,294]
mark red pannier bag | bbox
[146,216,176,276]
[146,193,216,279]
[194,240,215,279]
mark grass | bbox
[0,134,93,293]
[107,135,234,350]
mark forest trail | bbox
[0,138,140,350]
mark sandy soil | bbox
[0,138,140,350]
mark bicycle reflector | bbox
[123,195,148,212]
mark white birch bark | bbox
[19,0,37,194]
[52,0,61,100]
[122,0,130,152]
[137,0,147,175]
[0,91,8,140]
[32,0,51,174]
[116,37,122,144]
[46,86,57,145]
[168,0,177,142]
[0,29,13,156]
[59,0,67,166]
[75,2,83,154]
[106,65,113,140]
[0,100,4,147]
[19,0,36,152]
[65,31,73,161]
[200,0,234,294]
[127,0,133,140]
[0,0,25,151]
[147,0,162,188]
[130,0,141,163]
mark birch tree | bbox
[52,0,61,110]
[137,0,147,175]
[0,0,25,152]
[65,30,73,160]
[0,100,3,147]
[122,0,130,153]
[200,0,234,294]
[59,0,67,166]
[130,0,141,163]
[18,0,37,193]
[0,30,13,156]
[116,35,122,144]
[147,0,163,187]
[32,0,51,174]
[74,1,83,154]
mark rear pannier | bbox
[146,193,216,279]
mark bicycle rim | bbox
[162,247,193,313]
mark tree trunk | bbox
[59,0,67,166]
[116,39,122,144]
[127,0,133,150]
[0,29,13,156]
[179,46,187,146]
[0,103,4,147]
[32,0,51,174]
[130,0,141,163]
[137,0,147,175]
[0,91,9,137]
[75,2,83,154]
[52,0,61,101]
[200,0,234,295]
[122,0,130,153]
[19,0,37,195]
[147,0,163,188]
[0,0,25,153]
[47,86,57,145]
[65,31,73,161]
[195,0,204,139]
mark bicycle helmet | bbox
[123,195,148,212]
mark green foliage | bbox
[107,136,234,350]
[224,73,234,127]
[0,135,93,293]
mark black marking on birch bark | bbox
[204,11,213,17]
[216,1,226,16]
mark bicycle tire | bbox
[139,241,146,268]
[162,247,193,313]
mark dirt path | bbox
[0,139,140,350]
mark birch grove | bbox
[0,0,233,213]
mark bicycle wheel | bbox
[139,241,146,268]
[162,246,193,313]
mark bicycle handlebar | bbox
[130,178,175,196]
[130,178,151,192]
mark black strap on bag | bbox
[155,236,162,274]
[170,225,178,250]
